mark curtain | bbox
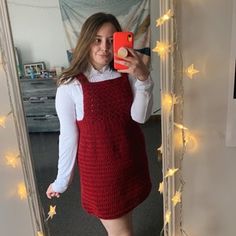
[58,0,150,59]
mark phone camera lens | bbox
[128,34,132,42]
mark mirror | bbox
[5,0,163,235]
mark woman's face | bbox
[89,22,117,70]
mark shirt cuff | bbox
[135,76,153,90]
[52,179,68,193]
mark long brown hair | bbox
[58,12,122,85]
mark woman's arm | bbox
[50,85,79,194]
[114,48,154,123]
[129,76,154,123]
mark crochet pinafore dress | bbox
[76,73,151,219]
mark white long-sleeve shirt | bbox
[52,65,154,193]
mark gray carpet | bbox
[29,118,163,236]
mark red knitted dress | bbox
[76,73,152,219]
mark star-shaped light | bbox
[156,9,174,27]
[0,116,7,128]
[37,231,44,236]
[5,154,20,168]
[174,123,188,130]
[47,205,56,220]
[185,64,199,79]
[17,182,27,200]
[162,93,179,113]
[158,181,164,194]
[162,93,173,112]
[157,145,163,161]
[152,41,172,58]
[157,145,163,154]
[172,191,182,206]
[164,210,171,225]
[164,168,179,178]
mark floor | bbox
[29,118,163,236]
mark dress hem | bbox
[83,183,152,220]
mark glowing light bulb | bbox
[164,168,179,178]
[0,116,7,128]
[156,9,174,26]
[172,191,182,206]
[0,112,12,128]
[46,205,56,220]
[5,153,20,168]
[157,145,163,154]
[37,232,44,236]
[162,93,179,113]
[185,64,199,79]
[162,93,173,112]
[152,41,171,58]
[165,210,171,225]
[174,123,188,130]
[156,145,163,161]
[17,182,27,200]
[158,181,164,194]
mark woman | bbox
[46,12,154,236]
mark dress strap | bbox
[75,72,128,83]
[74,73,89,84]
[122,73,127,78]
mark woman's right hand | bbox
[46,183,61,199]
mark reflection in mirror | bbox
[7,0,163,235]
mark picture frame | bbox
[23,62,46,78]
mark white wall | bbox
[7,0,160,114]
[7,0,70,69]
[181,0,236,235]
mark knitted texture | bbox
[76,73,151,219]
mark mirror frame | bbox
[0,0,180,235]
[0,0,46,235]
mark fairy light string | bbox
[172,0,191,234]
[154,2,173,235]
[153,0,199,235]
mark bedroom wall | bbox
[181,0,236,235]
[7,0,69,69]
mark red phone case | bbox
[113,32,134,70]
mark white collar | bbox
[81,64,121,82]
[88,64,111,76]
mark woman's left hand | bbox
[114,48,150,81]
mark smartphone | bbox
[113,32,134,70]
